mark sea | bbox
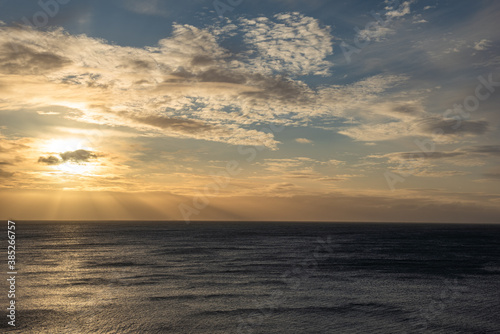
[2,222,500,333]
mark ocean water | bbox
[3,222,500,333]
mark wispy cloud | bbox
[473,39,492,51]
[240,13,334,76]
[38,149,98,165]
[295,138,312,144]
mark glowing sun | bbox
[40,138,99,175]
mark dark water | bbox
[3,222,500,333]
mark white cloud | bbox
[473,39,492,51]
[339,121,411,142]
[340,116,489,142]
[295,138,312,144]
[5,12,481,150]
[385,1,413,18]
[357,25,394,42]
[0,21,411,149]
[369,145,500,178]
[328,159,345,166]
[240,13,334,76]
[355,1,414,43]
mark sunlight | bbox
[56,162,97,174]
[40,138,99,175]
[44,138,90,154]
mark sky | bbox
[0,0,499,222]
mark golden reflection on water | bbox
[19,224,137,333]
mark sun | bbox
[40,138,99,175]
[44,138,90,154]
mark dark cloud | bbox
[38,150,97,165]
[392,104,421,114]
[0,42,71,75]
[387,145,500,162]
[483,171,500,180]
[199,68,248,84]
[38,155,61,165]
[242,75,312,103]
[0,168,14,178]
[168,68,248,85]
[417,117,489,136]
[462,145,500,156]
[397,151,464,160]
[129,114,221,134]
[119,59,155,71]
[166,66,312,103]
[60,149,97,163]
[191,55,216,66]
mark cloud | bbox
[395,151,463,160]
[373,145,500,161]
[415,117,489,136]
[385,1,413,18]
[328,159,344,166]
[483,170,500,180]
[0,41,71,75]
[357,25,394,42]
[339,121,410,142]
[38,155,62,165]
[318,74,408,116]
[255,157,354,185]
[473,39,492,51]
[60,149,97,163]
[0,22,333,149]
[240,13,334,76]
[341,115,490,142]
[0,21,414,149]
[295,138,312,144]
[0,168,13,178]
[36,111,60,115]
[462,145,500,156]
[128,114,221,134]
[355,0,414,42]
[38,149,97,165]
[369,145,500,176]
[266,182,302,196]
[0,10,493,154]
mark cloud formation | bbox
[0,19,425,149]
[295,138,312,144]
[0,20,336,149]
[38,149,97,165]
[240,13,334,76]
[0,168,13,178]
